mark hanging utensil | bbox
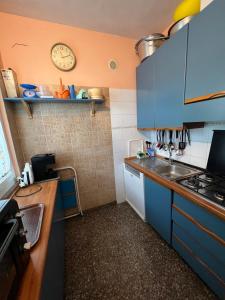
[159,130,165,150]
[163,130,169,151]
[179,130,186,152]
[169,130,175,150]
[186,129,191,146]
[156,130,160,148]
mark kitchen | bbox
[0,0,224,299]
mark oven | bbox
[0,199,30,300]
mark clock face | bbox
[51,43,76,71]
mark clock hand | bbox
[62,54,72,58]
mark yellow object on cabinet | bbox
[173,0,201,22]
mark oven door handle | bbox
[0,219,19,261]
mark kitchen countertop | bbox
[125,157,225,221]
[12,180,58,300]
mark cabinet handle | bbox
[173,205,225,247]
[185,90,225,104]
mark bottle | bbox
[68,85,76,100]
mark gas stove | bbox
[178,172,225,207]
[177,130,225,209]
[177,130,225,208]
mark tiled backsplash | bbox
[143,123,225,169]
[7,102,116,210]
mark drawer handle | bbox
[173,205,225,247]
[185,90,225,104]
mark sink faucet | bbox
[168,145,174,165]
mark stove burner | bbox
[214,192,225,202]
[199,173,216,183]
[187,177,198,188]
[178,172,225,208]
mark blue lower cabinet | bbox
[173,193,225,241]
[173,223,225,283]
[172,193,225,298]
[173,235,225,299]
[145,176,172,244]
[172,208,225,267]
[40,184,64,300]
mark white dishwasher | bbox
[124,163,145,221]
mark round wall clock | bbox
[51,43,76,71]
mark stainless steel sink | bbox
[20,203,44,248]
[153,163,200,180]
[132,157,201,180]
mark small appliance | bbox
[1,69,19,98]
[0,199,30,300]
[177,130,225,208]
[20,84,39,98]
[18,163,34,187]
[31,153,58,182]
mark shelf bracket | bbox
[21,100,33,119]
[90,100,96,117]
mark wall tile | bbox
[110,88,142,204]
[110,89,136,102]
[10,102,116,211]
[110,101,137,116]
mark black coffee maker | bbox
[31,153,58,182]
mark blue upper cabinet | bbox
[155,26,188,128]
[137,56,156,129]
[184,0,225,122]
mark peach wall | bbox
[0,12,138,89]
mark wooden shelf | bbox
[3,97,105,118]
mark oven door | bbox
[0,219,19,300]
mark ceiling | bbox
[0,0,181,39]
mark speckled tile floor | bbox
[64,203,216,300]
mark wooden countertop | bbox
[12,180,58,300]
[125,157,225,221]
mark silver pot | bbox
[135,33,166,62]
[168,16,193,36]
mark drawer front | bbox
[172,235,225,299]
[174,193,225,241]
[172,206,225,266]
[173,222,225,281]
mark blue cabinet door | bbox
[184,0,225,122]
[41,184,64,300]
[145,176,172,244]
[154,26,188,128]
[136,56,155,129]
[173,234,225,299]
